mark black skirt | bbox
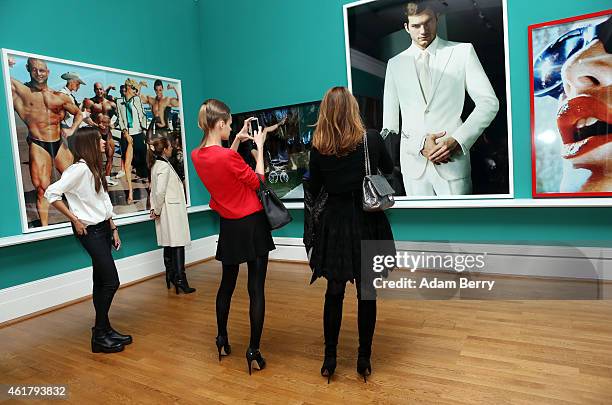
[216,210,276,265]
[309,191,396,283]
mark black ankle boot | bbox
[163,247,173,289]
[215,335,231,361]
[171,247,195,294]
[357,347,372,382]
[246,347,266,375]
[320,345,337,384]
[91,328,124,353]
[108,328,133,345]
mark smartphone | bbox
[250,118,260,135]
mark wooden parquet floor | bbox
[1,260,612,404]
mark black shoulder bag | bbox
[257,177,292,229]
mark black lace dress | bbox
[305,130,396,284]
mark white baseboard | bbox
[3,236,611,325]
[0,236,217,324]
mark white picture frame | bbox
[1,48,191,233]
[342,0,515,205]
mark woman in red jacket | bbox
[191,99,274,375]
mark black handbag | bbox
[362,133,395,212]
[257,177,292,230]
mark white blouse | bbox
[44,160,115,226]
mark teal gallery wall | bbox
[199,0,612,244]
[1,0,611,290]
[0,0,217,289]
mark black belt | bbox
[86,219,111,230]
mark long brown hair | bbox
[197,99,231,147]
[71,127,107,193]
[147,136,170,171]
[312,86,365,156]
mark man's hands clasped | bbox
[420,131,459,164]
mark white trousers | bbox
[403,162,472,196]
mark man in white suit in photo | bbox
[382,1,499,196]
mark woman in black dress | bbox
[306,86,395,383]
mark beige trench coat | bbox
[150,159,191,247]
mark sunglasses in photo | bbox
[533,16,611,99]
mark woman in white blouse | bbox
[45,127,132,354]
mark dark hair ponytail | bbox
[147,136,171,171]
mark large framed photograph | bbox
[230,101,319,200]
[343,0,513,200]
[1,49,190,233]
[530,10,612,198]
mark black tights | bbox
[324,279,376,357]
[216,255,269,349]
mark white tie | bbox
[418,51,431,104]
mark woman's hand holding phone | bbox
[238,117,256,140]
[254,125,266,149]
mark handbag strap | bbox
[258,175,266,191]
[363,132,371,176]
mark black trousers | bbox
[323,279,376,356]
[76,220,120,332]
[216,255,268,349]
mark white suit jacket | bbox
[382,37,499,181]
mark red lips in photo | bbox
[557,95,612,159]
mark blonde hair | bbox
[197,99,231,147]
[312,87,365,156]
[125,78,148,90]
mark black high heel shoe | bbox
[246,348,266,375]
[357,356,372,383]
[320,345,337,384]
[91,328,124,354]
[174,278,196,294]
[215,336,231,362]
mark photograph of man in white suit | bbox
[382,1,499,196]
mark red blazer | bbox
[191,145,263,219]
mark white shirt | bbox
[406,38,447,153]
[44,160,115,226]
[408,36,439,70]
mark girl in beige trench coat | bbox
[147,137,195,294]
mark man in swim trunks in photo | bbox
[8,56,83,227]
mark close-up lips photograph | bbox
[532,11,611,196]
